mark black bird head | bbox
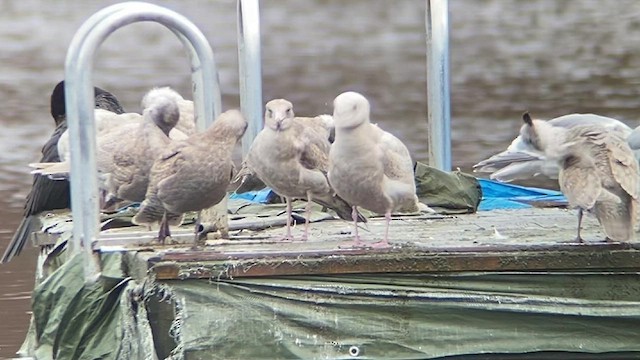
[50,81,66,126]
[50,80,126,126]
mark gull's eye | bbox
[267,108,273,117]
[286,108,292,114]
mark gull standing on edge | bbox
[328,91,427,248]
[2,81,125,264]
[520,113,639,242]
[132,109,247,244]
[242,99,363,240]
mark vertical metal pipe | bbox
[426,0,452,171]
[64,2,221,281]
[63,2,147,258]
[237,0,263,156]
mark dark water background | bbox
[2,0,640,357]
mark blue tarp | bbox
[230,189,275,203]
[478,179,566,211]
[230,180,567,212]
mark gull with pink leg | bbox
[241,98,365,241]
[328,91,433,249]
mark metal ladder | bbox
[64,1,223,281]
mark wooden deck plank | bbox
[111,207,640,279]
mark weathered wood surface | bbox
[108,207,640,280]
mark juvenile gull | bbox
[132,109,247,243]
[2,81,124,264]
[235,112,333,194]
[32,109,142,176]
[328,91,425,248]
[473,113,633,182]
[242,99,362,240]
[520,113,639,242]
[142,86,196,136]
[33,88,196,176]
[31,88,191,208]
[98,87,182,206]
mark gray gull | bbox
[521,112,639,242]
[473,113,633,182]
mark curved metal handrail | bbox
[64,1,221,280]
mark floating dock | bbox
[21,204,640,359]
[15,1,640,359]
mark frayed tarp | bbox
[28,252,172,360]
[167,272,640,359]
[22,249,640,359]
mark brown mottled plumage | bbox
[97,88,181,205]
[242,99,362,241]
[522,114,639,242]
[30,88,188,207]
[473,113,633,182]
[132,109,247,243]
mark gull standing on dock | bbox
[242,99,363,240]
[328,91,427,248]
[520,113,639,242]
[473,113,633,182]
[2,81,125,264]
[132,109,247,243]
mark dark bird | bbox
[2,81,125,263]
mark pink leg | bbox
[192,210,202,249]
[352,206,360,241]
[338,206,367,248]
[368,211,391,249]
[157,212,169,244]
[302,192,312,241]
[284,197,294,240]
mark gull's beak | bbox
[274,114,286,130]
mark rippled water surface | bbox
[2,0,640,356]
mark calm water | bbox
[2,0,640,357]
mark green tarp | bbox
[168,273,640,359]
[24,251,640,359]
[29,253,159,360]
[414,162,482,214]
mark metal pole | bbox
[426,0,452,171]
[237,0,263,156]
[63,2,148,257]
[64,2,221,282]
